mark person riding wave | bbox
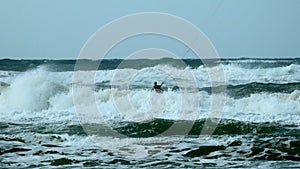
[153,81,164,93]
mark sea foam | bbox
[0,65,299,125]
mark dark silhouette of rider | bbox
[153,81,164,93]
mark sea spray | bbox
[0,67,68,112]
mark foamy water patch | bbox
[223,90,300,125]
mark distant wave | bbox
[1,58,300,71]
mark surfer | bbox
[153,81,164,93]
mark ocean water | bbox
[0,58,300,168]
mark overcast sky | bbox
[1,0,300,59]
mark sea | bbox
[0,58,300,168]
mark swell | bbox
[111,119,300,137]
[224,82,300,98]
[221,58,300,68]
[2,119,299,138]
[95,82,300,98]
[1,58,300,71]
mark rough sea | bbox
[0,58,300,168]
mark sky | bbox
[0,0,300,59]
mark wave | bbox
[1,58,300,71]
[221,58,300,68]
[1,89,299,126]
[1,118,299,138]
[95,63,300,88]
[1,58,300,86]
[225,82,300,98]
[0,67,70,112]
[0,67,299,125]
[2,119,300,167]
[95,82,300,100]
[112,118,300,138]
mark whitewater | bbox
[0,58,300,168]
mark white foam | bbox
[0,65,299,125]
[0,67,69,112]
[223,91,300,125]
[218,63,300,84]
[93,63,300,88]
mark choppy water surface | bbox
[0,58,300,168]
